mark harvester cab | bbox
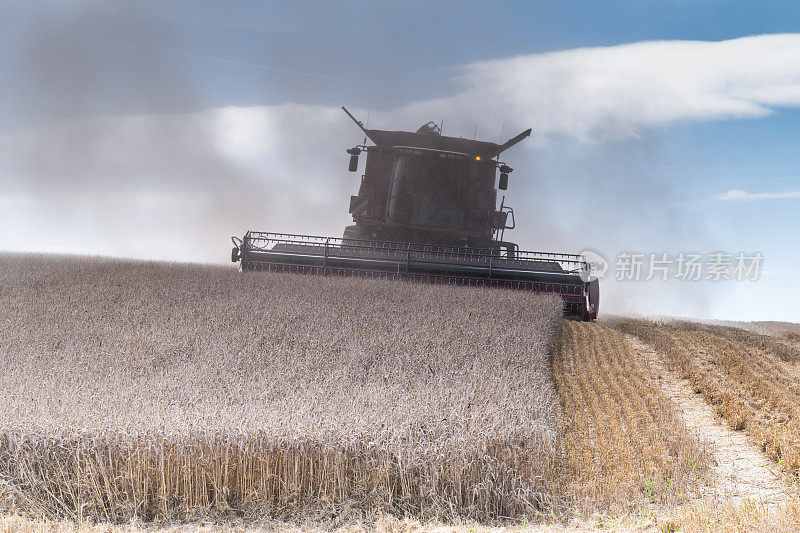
[231,106,599,320]
[340,106,529,252]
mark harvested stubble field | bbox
[695,319,800,342]
[610,317,800,474]
[554,321,707,513]
[0,254,564,523]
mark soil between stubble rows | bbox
[623,333,790,504]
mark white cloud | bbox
[4,33,800,176]
[714,189,800,201]
[128,33,800,166]
[385,33,800,144]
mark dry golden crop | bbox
[668,320,800,362]
[696,319,800,342]
[669,498,800,533]
[553,321,707,514]
[0,253,564,522]
[610,318,800,474]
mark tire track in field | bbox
[624,333,791,503]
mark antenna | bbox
[341,106,368,134]
[485,128,533,159]
[473,124,478,139]
[497,123,505,159]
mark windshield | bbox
[387,154,464,229]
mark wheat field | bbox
[14,253,794,531]
[0,253,564,522]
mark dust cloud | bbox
[0,3,354,262]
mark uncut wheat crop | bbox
[0,253,563,522]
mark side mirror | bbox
[498,164,512,190]
[347,147,361,172]
[499,172,508,190]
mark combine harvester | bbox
[231,107,599,320]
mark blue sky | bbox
[1,1,798,321]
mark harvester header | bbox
[232,107,599,320]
